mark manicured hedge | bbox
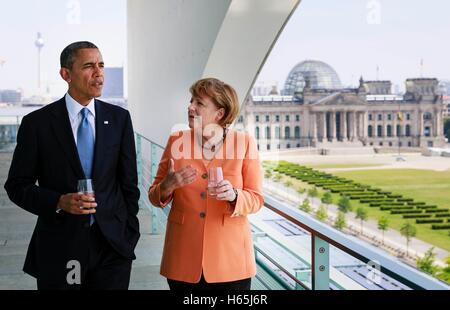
[425,209,450,213]
[380,206,414,211]
[431,224,450,230]
[403,214,432,219]
[435,213,450,218]
[407,202,426,206]
[416,205,438,210]
[391,210,423,214]
[416,219,444,224]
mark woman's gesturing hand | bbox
[160,159,198,198]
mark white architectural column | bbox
[341,111,347,141]
[330,112,336,142]
[411,111,423,137]
[356,112,362,138]
[350,112,357,141]
[363,112,368,139]
[393,112,398,137]
[311,113,317,142]
[433,109,439,137]
[438,109,443,136]
[321,112,327,142]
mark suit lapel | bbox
[92,100,111,180]
[50,98,85,179]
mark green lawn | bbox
[270,167,450,252]
[303,163,384,169]
[333,168,450,251]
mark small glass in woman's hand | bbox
[207,167,223,197]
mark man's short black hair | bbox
[60,41,98,69]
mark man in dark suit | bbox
[4,41,140,289]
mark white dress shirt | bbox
[65,93,96,145]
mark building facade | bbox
[235,61,446,151]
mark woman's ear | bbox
[216,108,225,122]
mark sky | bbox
[0,0,126,98]
[257,0,450,91]
[0,0,449,98]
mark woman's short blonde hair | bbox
[190,78,240,127]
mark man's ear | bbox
[60,68,71,83]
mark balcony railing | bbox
[135,132,449,290]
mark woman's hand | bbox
[160,159,198,200]
[215,179,237,202]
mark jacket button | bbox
[200,212,206,218]
[202,173,208,179]
[200,192,206,199]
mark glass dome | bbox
[283,60,342,95]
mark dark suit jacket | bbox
[4,97,140,282]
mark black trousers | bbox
[37,222,132,290]
[167,273,251,290]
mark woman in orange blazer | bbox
[148,78,263,290]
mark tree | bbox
[334,211,347,230]
[416,247,438,276]
[264,170,273,179]
[298,199,311,213]
[315,204,328,222]
[338,196,352,213]
[437,256,450,284]
[297,188,306,194]
[377,216,389,245]
[321,191,333,206]
[307,187,319,203]
[355,207,368,235]
[284,180,293,188]
[400,222,417,257]
[272,173,282,182]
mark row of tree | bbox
[266,166,449,285]
[293,184,418,256]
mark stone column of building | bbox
[418,110,424,137]
[433,108,439,137]
[393,111,398,138]
[382,111,386,138]
[438,108,443,136]
[330,112,336,142]
[350,111,357,141]
[311,112,318,143]
[320,112,327,142]
[356,112,362,139]
[363,112,368,139]
[341,111,347,141]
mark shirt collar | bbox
[65,93,96,120]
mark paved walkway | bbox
[0,152,168,290]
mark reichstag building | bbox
[235,60,446,151]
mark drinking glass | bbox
[207,167,223,197]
